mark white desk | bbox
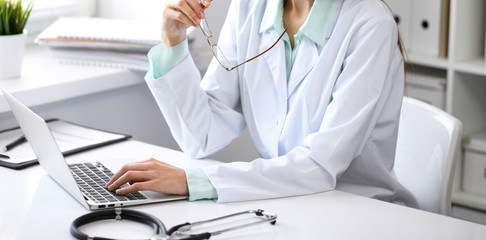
[1,140,486,240]
[0,47,145,114]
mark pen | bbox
[1,135,26,152]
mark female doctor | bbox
[107,0,418,207]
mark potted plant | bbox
[0,0,33,79]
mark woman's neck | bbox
[285,0,314,14]
[283,0,314,48]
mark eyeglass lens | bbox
[199,15,286,71]
[201,17,230,69]
[210,44,231,69]
[200,18,213,38]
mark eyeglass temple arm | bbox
[227,29,287,71]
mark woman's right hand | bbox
[161,0,211,48]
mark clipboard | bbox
[0,119,131,170]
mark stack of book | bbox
[36,17,162,71]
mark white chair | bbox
[394,97,462,216]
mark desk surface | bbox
[1,140,486,240]
[0,47,144,113]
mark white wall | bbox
[95,0,230,73]
[95,0,231,48]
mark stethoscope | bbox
[71,208,277,240]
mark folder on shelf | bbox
[439,0,450,58]
[384,0,449,58]
[409,0,450,58]
[384,0,413,51]
[0,119,131,170]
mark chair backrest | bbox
[394,97,462,215]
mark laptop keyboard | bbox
[69,162,146,203]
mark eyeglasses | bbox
[199,17,287,71]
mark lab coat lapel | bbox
[261,31,287,111]
[287,39,318,98]
[255,31,286,157]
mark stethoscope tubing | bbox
[70,208,166,240]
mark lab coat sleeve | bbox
[145,0,245,159]
[185,167,218,200]
[205,13,403,203]
[146,39,189,78]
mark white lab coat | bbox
[146,0,418,207]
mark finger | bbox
[166,0,200,26]
[105,162,152,187]
[108,158,160,187]
[107,170,150,191]
[116,178,188,196]
[116,181,153,195]
[105,164,133,187]
[200,0,212,9]
[186,0,205,19]
[164,7,198,27]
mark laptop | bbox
[3,90,187,210]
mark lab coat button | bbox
[274,120,279,126]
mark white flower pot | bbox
[0,30,28,79]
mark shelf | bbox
[452,189,486,211]
[406,52,449,69]
[454,58,486,77]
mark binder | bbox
[439,0,450,58]
[409,0,449,57]
[384,0,412,51]
[0,119,131,170]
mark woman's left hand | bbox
[105,158,189,196]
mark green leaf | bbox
[0,0,34,35]
[0,3,4,35]
[19,1,32,32]
[4,2,10,35]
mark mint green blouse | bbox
[146,0,337,201]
